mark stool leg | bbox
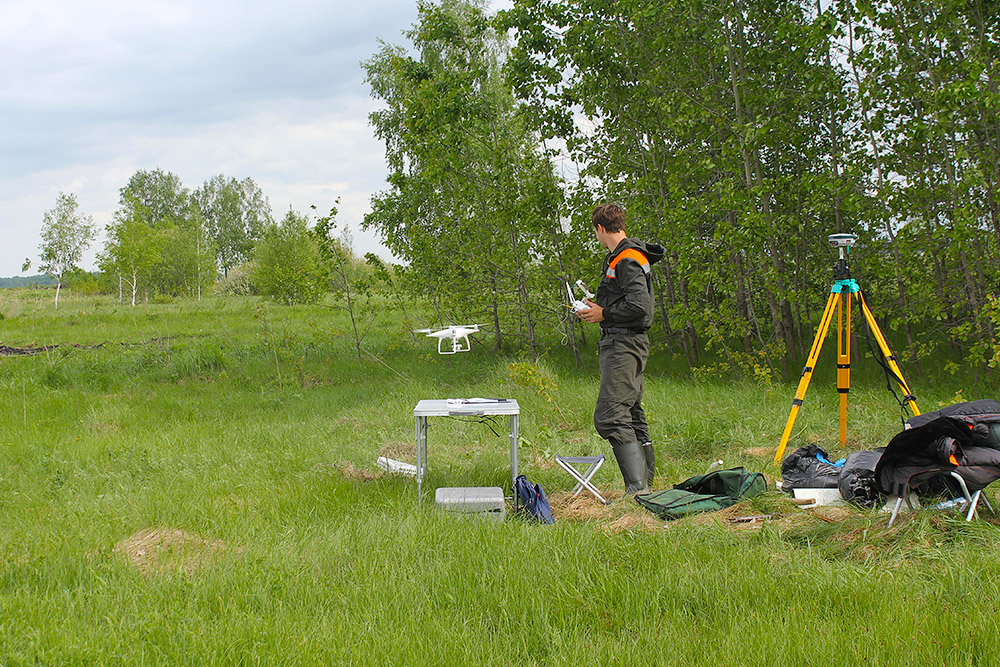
[888,496,904,527]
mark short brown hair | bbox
[592,203,626,233]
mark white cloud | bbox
[0,0,429,275]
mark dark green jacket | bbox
[595,238,665,332]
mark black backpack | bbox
[514,474,555,524]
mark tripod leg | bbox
[856,292,921,417]
[774,290,841,464]
[837,291,851,447]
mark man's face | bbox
[593,223,611,250]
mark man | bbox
[577,203,665,495]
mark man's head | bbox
[592,203,627,250]
[592,203,626,233]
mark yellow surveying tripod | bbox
[773,234,920,464]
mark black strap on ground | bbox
[857,290,912,427]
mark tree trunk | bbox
[489,275,502,353]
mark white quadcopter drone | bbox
[415,324,482,355]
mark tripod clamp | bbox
[832,277,859,295]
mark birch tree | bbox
[364,0,563,355]
[38,191,96,309]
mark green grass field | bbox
[1,289,998,665]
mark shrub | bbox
[251,210,328,305]
[215,265,256,296]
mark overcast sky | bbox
[1,0,500,277]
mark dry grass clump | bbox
[114,528,228,576]
[740,446,776,458]
[377,441,415,462]
[529,452,560,470]
[547,490,663,533]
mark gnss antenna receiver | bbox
[773,233,921,463]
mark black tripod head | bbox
[833,257,852,281]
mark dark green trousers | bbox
[594,332,650,446]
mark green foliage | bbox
[251,210,328,305]
[508,359,558,405]
[97,169,216,303]
[0,275,57,289]
[492,0,998,375]
[214,264,256,297]
[62,268,101,296]
[193,174,272,275]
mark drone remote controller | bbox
[566,280,594,313]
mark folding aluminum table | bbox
[413,398,520,498]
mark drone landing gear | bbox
[438,336,471,355]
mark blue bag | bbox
[514,474,555,524]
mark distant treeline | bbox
[0,275,57,289]
[29,0,1000,381]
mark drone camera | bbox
[828,233,858,249]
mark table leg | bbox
[415,416,425,499]
[509,414,519,493]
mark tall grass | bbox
[0,291,998,664]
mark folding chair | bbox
[877,412,1000,526]
[887,472,996,526]
[554,455,608,504]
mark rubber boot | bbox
[612,441,649,495]
[642,441,655,487]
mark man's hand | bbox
[577,298,604,323]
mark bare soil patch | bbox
[547,490,664,533]
[548,488,854,534]
[115,528,228,576]
[0,344,61,357]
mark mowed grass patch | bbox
[1,291,999,663]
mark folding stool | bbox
[554,454,608,504]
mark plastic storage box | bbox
[792,487,844,508]
[434,487,506,520]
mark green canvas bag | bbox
[634,467,767,520]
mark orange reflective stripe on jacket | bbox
[606,248,650,278]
